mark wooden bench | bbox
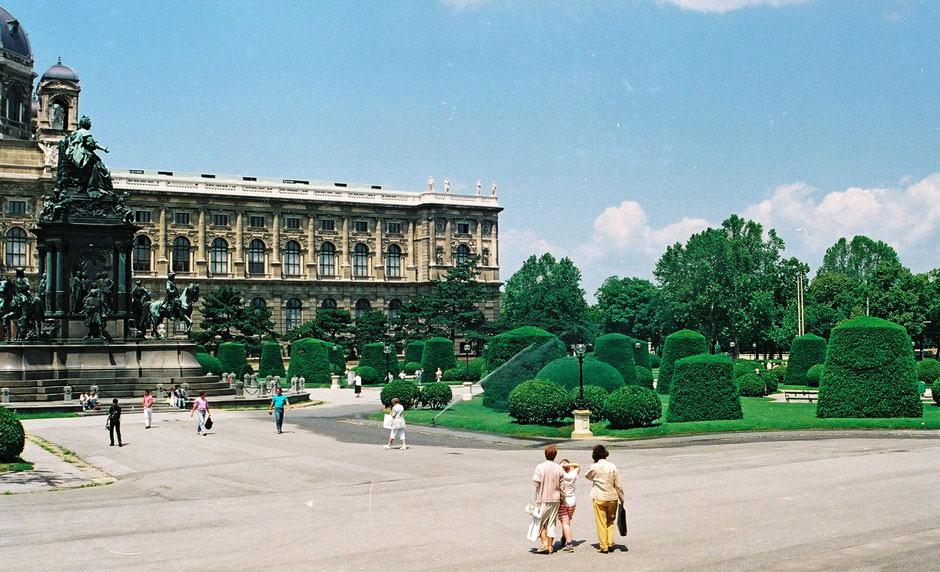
[783,389,818,403]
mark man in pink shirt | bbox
[190,391,210,435]
[142,389,154,428]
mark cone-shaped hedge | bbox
[657,329,707,394]
[535,356,624,393]
[421,337,457,374]
[666,353,742,422]
[634,366,654,389]
[218,342,249,377]
[286,338,331,385]
[593,333,638,386]
[485,326,555,371]
[481,337,566,410]
[196,353,223,376]
[404,341,425,366]
[631,338,651,370]
[258,342,286,378]
[783,333,827,386]
[816,317,922,418]
[360,342,401,378]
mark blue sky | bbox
[14,0,940,299]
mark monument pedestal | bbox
[571,409,594,439]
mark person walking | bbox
[384,397,407,449]
[268,387,290,434]
[191,391,210,435]
[354,371,362,398]
[416,367,423,385]
[532,444,565,554]
[559,459,581,552]
[142,389,154,429]
[584,444,625,554]
[107,398,123,447]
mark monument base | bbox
[570,409,594,439]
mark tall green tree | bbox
[395,257,492,340]
[353,309,389,352]
[501,253,590,334]
[594,276,661,341]
[817,235,900,286]
[195,285,276,355]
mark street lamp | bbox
[730,341,736,360]
[383,342,391,382]
[752,342,757,359]
[572,341,588,408]
[461,341,472,379]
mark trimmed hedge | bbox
[784,334,828,386]
[917,358,940,385]
[467,357,484,382]
[218,342,249,377]
[286,338,332,385]
[481,337,566,410]
[355,365,380,385]
[666,354,742,422]
[658,330,707,394]
[805,364,824,388]
[0,405,26,462]
[649,353,661,369]
[932,378,940,406]
[817,317,922,418]
[442,367,464,381]
[486,326,555,372]
[535,356,624,393]
[634,366,654,390]
[736,373,765,397]
[195,344,208,354]
[258,342,286,378]
[593,333,638,386]
[765,365,784,394]
[404,361,422,375]
[196,352,223,376]
[420,382,453,409]
[507,378,570,425]
[380,379,420,409]
[605,385,663,429]
[404,341,425,365]
[733,359,761,380]
[360,342,401,379]
[421,337,457,375]
[631,338,651,370]
[568,384,609,421]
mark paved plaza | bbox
[4,388,940,571]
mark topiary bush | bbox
[667,354,742,422]
[765,365,785,393]
[480,337,566,411]
[736,373,766,397]
[258,342,286,378]
[733,359,761,380]
[218,342,249,377]
[421,337,457,375]
[568,385,608,421]
[196,352,223,376]
[805,364,824,388]
[507,378,571,425]
[536,356,624,393]
[649,353,661,369]
[380,379,420,409]
[486,326,555,372]
[605,385,663,429]
[631,338,651,370]
[634,366,654,390]
[467,357,485,382]
[592,333,638,386]
[419,382,453,409]
[784,333,828,386]
[404,341,425,365]
[658,330,708,394]
[355,365,380,385]
[404,361,422,375]
[932,378,940,406]
[286,338,332,385]
[360,342,401,379]
[817,316,922,418]
[442,366,464,381]
[917,358,940,386]
[0,405,26,462]
[195,344,208,354]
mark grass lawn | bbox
[0,458,32,474]
[389,394,940,440]
[14,412,79,420]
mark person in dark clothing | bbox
[107,398,123,447]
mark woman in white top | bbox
[384,397,407,450]
[559,459,580,552]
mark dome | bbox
[41,57,79,81]
[0,7,31,60]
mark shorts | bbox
[558,502,576,521]
[390,427,405,440]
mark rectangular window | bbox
[135,211,151,223]
[354,220,368,233]
[457,222,470,234]
[249,215,265,228]
[386,222,402,234]
[212,214,229,226]
[320,219,335,231]
[285,217,301,230]
[8,200,26,215]
[174,212,190,225]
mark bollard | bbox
[299,377,305,390]
[330,374,339,390]
[156,383,165,400]
[250,374,258,387]
[63,385,73,402]
[236,381,244,397]
[291,376,299,392]
[269,377,278,393]
[462,381,473,401]
[1,387,9,403]
[243,373,250,387]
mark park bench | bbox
[783,389,818,403]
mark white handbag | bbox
[383,414,393,429]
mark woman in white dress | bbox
[384,397,407,450]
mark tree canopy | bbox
[501,253,590,334]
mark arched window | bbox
[355,298,371,319]
[455,244,470,266]
[132,235,151,272]
[172,236,190,273]
[388,299,403,320]
[210,238,229,274]
[385,244,401,278]
[285,298,303,331]
[320,297,337,309]
[283,240,301,276]
[353,243,369,277]
[5,227,26,267]
[250,297,267,311]
[319,242,336,277]
[52,101,68,130]
[247,239,265,275]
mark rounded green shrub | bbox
[419,382,453,409]
[568,384,608,421]
[667,354,742,422]
[467,357,485,382]
[195,344,208,354]
[486,326,555,371]
[736,373,766,397]
[480,337,566,411]
[0,405,26,462]
[323,342,346,373]
[593,333,638,386]
[917,358,940,385]
[784,333,828,386]
[421,337,457,375]
[631,338,651,370]
[404,341,426,365]
[286,338,332,385]
[258,342,286,378]
[605,385,662,429]
[442,366,464,381]
[354,365,380,385]
[805,364,824,388]
[765,365,784,393]
[649,353,661,369]
[380,379,420,409]
[507,378,570,425]
[218,342,249,377]
[658,330,708,394]
[733,359,761,380]
[360,342,401,378]
[634,366,654,389]
[817,316,922,418]
[404,361,421,375]
[195,352,223,376]
[536,356,624,393]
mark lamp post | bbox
[752,342,757,360]
[383,342,391,382]
[730,341,736,360]
[461,341,472,379]
[572,341,587,408]
[570,341,593,439]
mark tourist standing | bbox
[354,372,362,398]
[107,398,123,447]
[191,391,210,435]
[416,367,423,385]
[268,387,290,434]
[142,389,154,428]
[584,444,624,554]
[559,459,581,551]
[384,397,407,449]
[532,445,565,554]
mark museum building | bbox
[0,6,502,334]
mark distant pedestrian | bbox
[398,370,406,380]
[142,389,154,428]
[531,445,564,554]
[584,445,624,554]
[107,398,123,447]
[268,387,290,434]
[387,372,394,384]
[416,368,423,385]
[384,397,407,450]
[559,459,581,551]
[191,391,210,435]
[354,372,362,398]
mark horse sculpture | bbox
[0,278,14,341]
[142,283,200,339]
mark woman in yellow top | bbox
[584,444,624,553]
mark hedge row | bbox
[784,334,827,386]
[592,333,638,386]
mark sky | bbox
[12,0,940,300]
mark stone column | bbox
[375,216,385,280]
[340,217,350,279]
[234,211,244,273]
[306,215,316,279]
[271,212,282,279]
[157,207,168,271]
[406,218,416,280]
[444,218,452,265]
[196,210,207,275]
[44,247,54,314]
[475,218,483,262]
[55,246,66,315]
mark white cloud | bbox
[659,0,809,14]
